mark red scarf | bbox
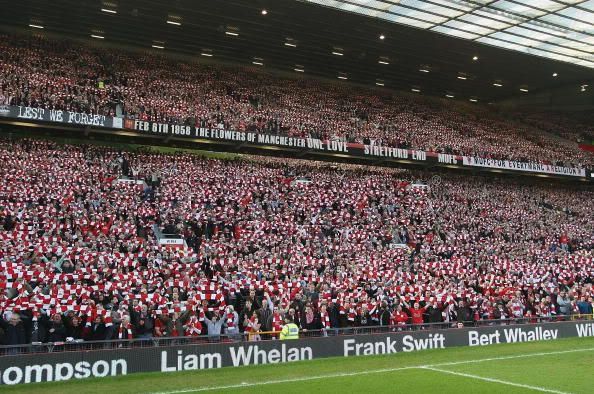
[185,316,202,336]
[226,312,236,328]
[118,322,133,339]
[347,307,356,322]
[320,310,331,328]
[272,312,283,331]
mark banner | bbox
[462,156,586,177]
[125,119,428,160]
[124,120,589,178]
[1,321,594,385]
[0,105,122,129]
[158,238,185,246]
[0,106,588,178]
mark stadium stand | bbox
[0,34,592,170]
[0,138,592,347]
[519,110,594,145]
[3,0,594,390]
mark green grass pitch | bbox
[4,337,594,393]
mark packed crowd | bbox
[0,33,592,168]
[520,111,594,145]
[1,138,593,347]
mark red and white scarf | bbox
[185,316,202,336]
[117,322,133,339]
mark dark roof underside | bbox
[0,0,592,102]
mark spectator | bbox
[65,316,85,341]
[115,315,134,340]
[257,297,273,333]
[391,304,410,328]
[130,305,154,339]
[203,312,225,341]
[426,301,444,324]
[224,306,240,338]
[85,316,107,342]
[154,314,174,337]
[576,296,593,316]
[245,313,262,341]
[45,313,67,342]
[0,313,27,347]
[400,298,428,327]
[557,291,572,316]
[182,311,203,337]
[456,300,474,326]
[302,306,321,330]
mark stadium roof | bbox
[303,0,594,68]
[0,0,592,103]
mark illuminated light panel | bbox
[301,0,594,68]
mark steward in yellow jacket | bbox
[279,317,299,340]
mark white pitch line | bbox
[422,366,571,394]
[149,366,420,393]
[149,346,594,394]
[430,346,594,368]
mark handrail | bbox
[1,314,591,356]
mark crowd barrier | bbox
[1,316,594,385]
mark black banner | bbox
[124,120,588,178]
[126,119,428,161]
[0,105,122,129]
[0,106,589,178]
[1,321,594,385]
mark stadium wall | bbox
[2,321,594,385]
